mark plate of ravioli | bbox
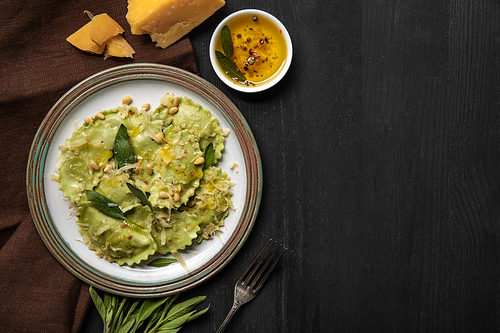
[27,64,262,297]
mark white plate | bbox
[27,64,262,297]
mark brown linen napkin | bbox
[0,1,198,332]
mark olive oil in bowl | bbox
[210,9,293,92]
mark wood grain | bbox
[83,0,500,332]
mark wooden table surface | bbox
[83,1,500,332]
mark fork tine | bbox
[238,239,273,284]
[245,241,278,288]
[253,246,287,291]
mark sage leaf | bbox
[186,304,210,323]
[157,328,181,333]
[148,258,177,267]
[114,124,135,168]
[126,182,153,211]
[89,287,107,323]
[86,190,125,220]
[165,296,207,322]
[133,298,170,330]
[203,143,214,170]
[216,50,246,82]
[221,25,233,58]
[115,315,136,333]
[158,311,195,330]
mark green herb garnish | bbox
[216,25,247,83]
[147,258,177,267]
[85,190,125,220]
[126,182,153,212]
[221,25,233,58]
[203,143,214,170]
[89,286,209,333]
[114,124,135,168]
[216,51,247,82]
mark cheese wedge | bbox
[104,35,136,59]
[126,0,225,48]
[67,22,106,54]
[90,13,125,46]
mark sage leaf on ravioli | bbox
[94,171,140,213]
[77,203,157,266]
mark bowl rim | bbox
[209,9,293,93]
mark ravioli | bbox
[154,95,225,166]
[55,93,234,266]
[183,166,233,242]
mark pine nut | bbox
[173,97,179,107]
[173,192,180,203]
[168,107,178,114]
[154,132,164,142]
[159,191,169,199]
[134,166,141,174]
[96,113,105,120]
[122,96,132,105]
[141,103,150,111]
[84,117,93,124]
[194,157,205,165]
[104,164,113,173]
[88,161,99,170]
[146,163,153,175]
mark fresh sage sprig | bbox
[216,51,247,82]
[126,182,153,212]
[114,124,135,168]
[221,25,233,59]
[147,258,177,267]
[89,286,209,333]
[216,25,247,82]
[86,190,125,220]
[203,143,214,170]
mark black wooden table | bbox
[83,1,500,332]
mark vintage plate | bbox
[27,64,262,297]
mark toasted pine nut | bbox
[173,192,180,203]
[159,191,169,199]
[168,107,179,114]
[88,161,99,170]
[146,163,153,175]
[84,117,94,124]
[154,132,164,142]
[173,97,179,107]
[194,157,205,165]
[96,113,105,120]
[122,96,132,105]
[134,166,141,174]
[104,164,113,173]
[141,103,150,111]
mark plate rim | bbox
[26,63,263,297]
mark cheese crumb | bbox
[228,161,239,173]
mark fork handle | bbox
[216,302,241,333]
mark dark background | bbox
[78,0,500,332]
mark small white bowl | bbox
[209,9,293,93]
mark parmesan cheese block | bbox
[126,0,225,48]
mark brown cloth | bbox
[0,1,198,332]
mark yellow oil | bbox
[216,14,288,86]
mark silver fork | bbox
[216,239,287,333]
